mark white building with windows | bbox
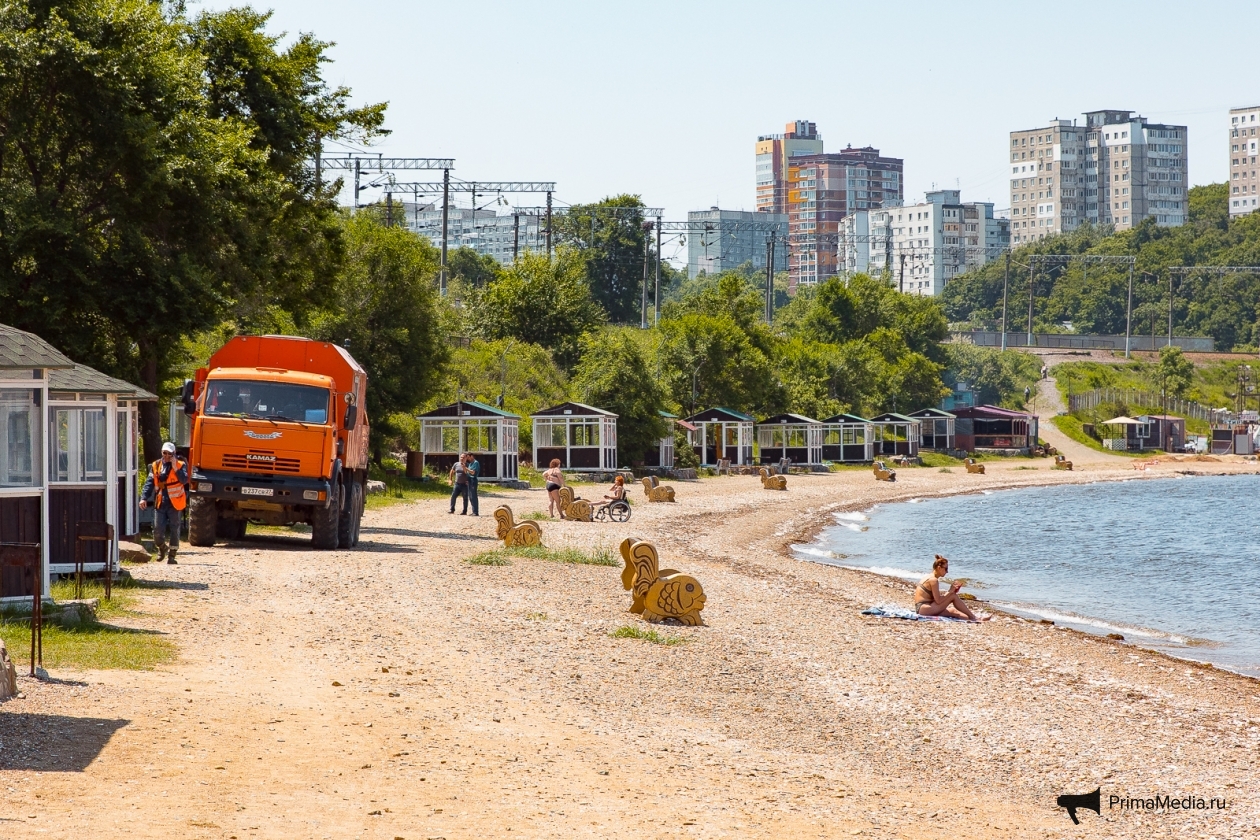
[838,191,1008,296]
[1229,106,1260,217]
[394,203,545,265]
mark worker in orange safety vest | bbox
[140,441,189,564]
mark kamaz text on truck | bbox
[181,335,369,550]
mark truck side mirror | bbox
[181,379,197,416]
[343,404,358,431]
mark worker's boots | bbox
[167,548,178,565]
[156,546,167,563]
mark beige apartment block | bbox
[1009,110,1186,244]
[1229,106,1260,217]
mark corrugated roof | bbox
[821,413,871,424]
[0,324,75,370]
[48,364,157,399]
[757,413,821,425]
[684,407,756,423]
[531,401,617,417]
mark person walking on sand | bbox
[140,442,188,564]
[914,555,988,620]
[465,452,481,517]
[449,453,470,515]
[542,458,565,518]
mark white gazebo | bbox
[820,413,874,463]
[1,324,155,601]
[418,401,520,482]
[531,402,618,472]
[869,412,921,458]
[909,408,956,451]
[642,410,686,469]
[684,407,755,467]
[756,413,824,467]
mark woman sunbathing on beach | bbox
[914,555,989,621]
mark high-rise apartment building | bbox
[1008,110,1187,244]
[755,122,903,288]
[403,204,545,264]
[686,208,788,278]
[838,191,1008,296]
[1229,106,1260,217]
[755,121,823,215]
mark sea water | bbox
[796,474,1260,678]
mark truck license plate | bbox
[241,487,274,497]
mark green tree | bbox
[554,195,651,324]
[571,329,669,466]
[1157,345,1194,398]
[312,212,448,461]
[942,344,1042,409]
[447,246,501,288]
[470,249,606,370]
[0,1,384,460]
[657,313,773,415]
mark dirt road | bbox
[2,458,1257,839]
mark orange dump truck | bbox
[181,335,369,550]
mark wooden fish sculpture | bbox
[757,466,787,491]
[963,457,986,474]
[1054,454,1073,471]
[557,486,593,522]
[640,476,676,502]
[873,461,896,482]
[619,538,706,626]
[493,505,542,548]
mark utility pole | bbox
[354,159,361,213]
[655,215,662,327]
[898,253,906,294]
[1125,262,1134,358]
[513,212,520,263]
[545,191,553,262]
[385,192,393,227]
[765,236,774,324]
[314,133,322,193]
[640,220,653,329]
[440,168,450,296]
[1167,270,1174,349]
[1027,256,1036,347]
[1001,252,1010,351]
[884,228,893,284]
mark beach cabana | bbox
[820,413,874,462]
[952,405,1038,454]
[531,402,618,471]
[756,414,823,467]
[418,401,520,482]
[642,411,691,469]
[1,325,155,600]
[869,412,921,458]
[909,408,956,451]
[684,407,754,467]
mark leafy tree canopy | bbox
[553,194,651,324]
[571,328,669,465]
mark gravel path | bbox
[1,455,1256,839]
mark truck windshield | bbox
[203,381,331,424]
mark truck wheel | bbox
[188,496,217,547]
[338,480,364,549]
[312,483,342,550]
[218,518,246,540]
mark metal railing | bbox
[1067,388,1218,422]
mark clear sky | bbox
[198,0,1256,242]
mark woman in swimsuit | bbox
[596,475,626,511]
[914,555,987,620]
[542,458,565,518]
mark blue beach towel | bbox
[862,605,979,623]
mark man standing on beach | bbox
[466,452,480,517]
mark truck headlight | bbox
[303,490,321,501]
[197,482,213,493]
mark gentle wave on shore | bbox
[796,474,1260,677]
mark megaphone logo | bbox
[1056,787,1101,824]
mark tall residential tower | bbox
[1008,110,1186,244]
[1230,106,1260,217]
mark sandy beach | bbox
[2,444,1258,839]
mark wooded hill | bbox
[942,184,1260,351]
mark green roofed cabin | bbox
[531,402,618,472]
[820,413,874,462]
[1,324,156,601]
[643,410,691,469]
[417,401,520,482]
[756,413,823,467]
[869,412,921,458]
[684,407,755,467]
[908,407,956,451]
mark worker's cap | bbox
[161,442,176,454]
